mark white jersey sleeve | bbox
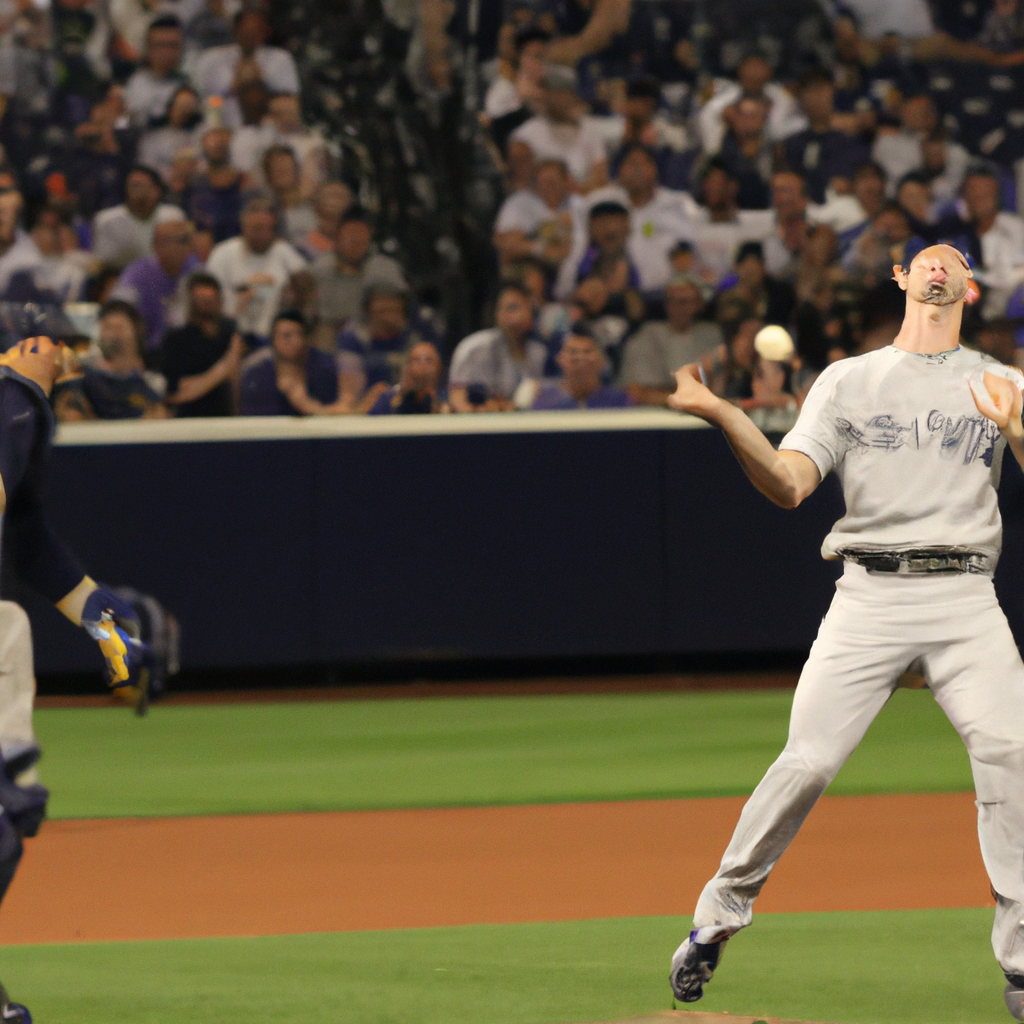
[779,361,853,480]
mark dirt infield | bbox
[0,791,989,945]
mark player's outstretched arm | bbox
[668,365,821,509]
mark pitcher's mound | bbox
[581,1013,842,1024]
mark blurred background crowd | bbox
[1,0,1024,424]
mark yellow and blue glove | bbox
[81,588,148,690]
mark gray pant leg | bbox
[925,586,1024,978]
[693,579,906,940]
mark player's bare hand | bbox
[970,369,1024,438]
[667,363,720,420]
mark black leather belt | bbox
[841,548,992,575]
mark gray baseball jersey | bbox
[779,344,1006,562]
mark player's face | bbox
[901,246,971,305]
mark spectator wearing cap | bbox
[555,200,645,323]
[449,281,547,412]
[509,64,608,194]
[123,15,188,127]
[936,168,1024,319]
[619,275,722,406]
[368,341,449,415]
[608,76,693,192]
[336,283,437,406]
[111,218,200,352]
[187,126,244,245]
[60,299,169,420]
[676,160,774,286]
[716,241,796,329]
[583,144,694,295]
[310,207,407,350]
[92,165,186,271]
[240,309,339,416]
[493,158,580,271]
[206,196,307,343]
[697,54,808,158]
[717,94,774,210]
[782,68,870,206]
[160,270,245,417]
[138,85,204,184]
[531,328,630,410]
[193,8,300,129]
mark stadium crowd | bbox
[0,0,1022,422]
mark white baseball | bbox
[754,325,795,362]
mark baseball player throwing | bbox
[667,244,1024,1020]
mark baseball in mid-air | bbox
[754,325,794,362]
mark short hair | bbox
[964,164,1000,186]
[853,161,886,182]
[797,66,833,92]
[625,75,661,102]
[127,164,163,192]
[896,170,933,191]
[735,240,765,264]
[514,25,551,52]
[241,195,277,218]
[98,298,145,343]
[362,283,409,314]
[273,308,306,333]
[496,280,533,304]
[701,157,737,183]
[588,200,629,220]
[187,270,222,294]
[339,206,372,228]
[617,142,659,167]
[262,143,298,177]
[147,13,181,33]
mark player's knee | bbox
[775,746,842,788]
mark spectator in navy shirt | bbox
[782,68,869,205]
[532,328,631,410]
[368,341,449,415]
[337,283,436,407]
[240,309,339,416]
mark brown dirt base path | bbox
[0,791,991,946]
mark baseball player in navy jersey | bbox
[0,335,149,1023]
[666,244,1024,1020]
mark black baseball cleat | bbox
[1004,973,1024,1020]
[0,983,31,1023]
[669,931,726,1004]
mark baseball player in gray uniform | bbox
[666,243,1024,1020]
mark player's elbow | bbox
[771,486,802,510]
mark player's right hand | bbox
[668,363,720,421]
[970,369,1024,438]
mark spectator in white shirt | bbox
[584,143,693,294]
[697,53,807,157]
[193,8,299,129]
[677,159,774,285]
[871,93,971,198]
[138,85,204,183]
[509,63,608,194]
[449,281,548,412]
[959,169,1024,318]
[123,15,188,128]
[484,25,548,121]
[205,196,307,341]
[92,166,187,271]
[493,157,578,271]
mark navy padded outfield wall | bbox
[8,412,1024,674]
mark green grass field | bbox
[33,688,971,819]
[11,687,992,1024]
